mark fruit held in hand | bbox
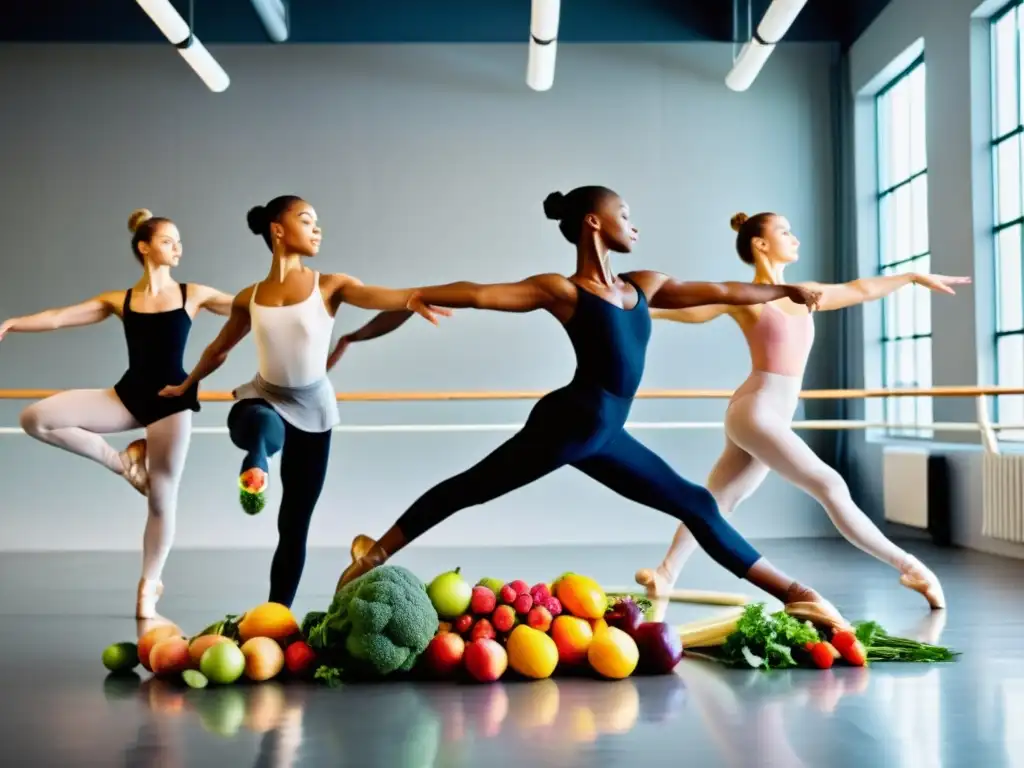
[527,605,553,633]
[632,621,684,675]
[555,573,608,619]
[471,585,497,615]
[423,632,466,677]
[284,640,317,677]
[492,604,516,633]
[453,614,474,635]
[427,567,474,619]
[588,626,639,679]
[237,602,300,643]
[471,618,497,642]
[102,642,139,673]
[507,625,559,680]
[500,584,518,604]
[464,639,508,682]
[513,592,534,614]
[241,637,285,682]
[188,635,232,667]
[550,615,594,665]
[150,636,191,677]
[200,641,247,685]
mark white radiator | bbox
[882,446,930,529]
[982,452,1024,544]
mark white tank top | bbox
[249,272,335,388]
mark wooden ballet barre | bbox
[0,385,1022,402]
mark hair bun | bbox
[543,191,566,221]
[246,205,267,235]
[128,208,153,233]
[730,212,749,232]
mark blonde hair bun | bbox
[730,212,749,232]
[128,208,153,233]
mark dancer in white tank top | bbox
[635,211,970,610]
[160,195,449,607]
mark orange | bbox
[554,573,607,619]
[506,625,559,679]
[587,626,639,679]
[138,623,182,671]
[237,602,300,643]
[550,615,594,665]
[149,636,191,677]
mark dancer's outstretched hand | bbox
[406,292,453,325]
[783,284,822,311]
[913,274,972,294]
[159,383,188,398]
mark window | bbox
[875,56,931,438]
[992,2,1024,441]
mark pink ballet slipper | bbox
[136,578,164,620]
[120,439,149,497]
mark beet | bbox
[604,597,644,636]
[633,621,684,675]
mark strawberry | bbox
[471,618,496,642]
[508,580,529,596]
[492,604,516,633]
[470,586,497,615]
[500,584,518,604]
[513,592,533,614]
[527,605,553,632]
[453,614,473,635]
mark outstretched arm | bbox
[193,284,235,317]
[159,288,253,397]
[408,274,569,313]
[798,273,971,311]
[0,292,120,340]
[649,305,731,324]
[322,273,452,325]
[633,272,821,311]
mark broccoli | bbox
[304,565,439,680]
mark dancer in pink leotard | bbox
[635,211,970,610]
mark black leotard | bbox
[113,282,200,426]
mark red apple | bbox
[633,621,684,675]
[424,632,466,677]
[284,640,317,677]
[471,585,497,615]
[463,638,508,683]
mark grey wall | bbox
[845,0,1024,559]
[0,41,840,552]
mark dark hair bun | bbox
[730,212,749,232]
[543,191,566,221]
[246,205,267,235]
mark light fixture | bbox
[725,0,807,92]
[135,0,230,92]
[526,0,561,92]
[250,0,289,43]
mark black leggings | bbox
[228,399,332,607]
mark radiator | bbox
[982,452,1024,544]
[882,446,931,529]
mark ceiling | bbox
[1,0,891,49]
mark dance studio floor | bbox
[0,537,1020,767]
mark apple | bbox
[423,632,466,677]
[284,640,317,678]
[632,621,684,675]
[463,639,508,682]
[427,567,473,619]
[471,585,497,615]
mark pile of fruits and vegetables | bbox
[101,565,959,690]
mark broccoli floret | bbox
[305,565,439,678]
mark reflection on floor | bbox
[0,538,1021,766]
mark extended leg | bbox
[19,388,148,495]
[268,424,332,607]
[574,430,848,629]
[228,399,286,515]
[336,427,573,589]
[137,410,192,619]
[636,437,770,597]
[728,409,944,608]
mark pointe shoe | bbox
[899,556,946,609]
[136,578,164,620]
[785,599,851,633]
[634,567,671,599]
[336,536,389,592]
[350,535,377,562]
[121,439,149,496]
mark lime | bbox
[102,642,139,673]
[199,641,246,684]
[182,669,209,689]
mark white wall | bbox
[845,0,1024,558]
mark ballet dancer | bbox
[335,185,852,631]
[159,195,448,608]
[0,209,234,618]
[635,211,970,609]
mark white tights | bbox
[19,389,191,588]
[655,371,915,586]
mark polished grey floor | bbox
[0,537,1019,767]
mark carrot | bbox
[831,630,867,666]
[808,642,834,669]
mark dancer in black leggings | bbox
[337,186,849,631]
[161,195,447,606]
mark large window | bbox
[875,56,932,438]
[992,2,1024,441]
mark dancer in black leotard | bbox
[0,209,233,618]
[336,186,849,630]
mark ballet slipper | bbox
[136,578,165,620]
[634,567,672,599]
[784,599,851,633]
[120,439,149,496]
[335,536,389,592]
[350,535,377,562]
[898,556,946,609]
